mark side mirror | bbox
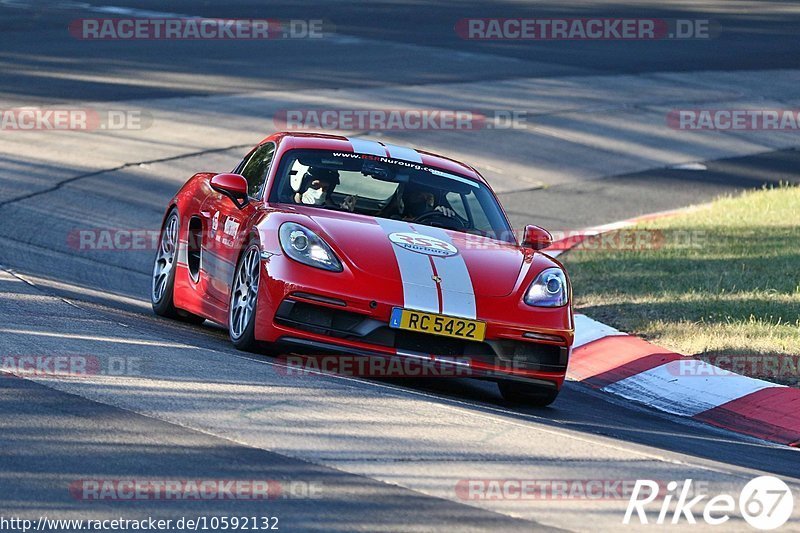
[210,173,249,209]
[521,225,553,250]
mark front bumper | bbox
[254,255,572,388]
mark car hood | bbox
[301,209,530,298]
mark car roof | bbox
[260,132,486,184]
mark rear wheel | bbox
[229,242,262,351]
[498,381,559,407]
[151,208,205,324]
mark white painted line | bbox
[585,220,633,233]
[601,360,781,417]
[670,162,707,171]
[573,314,626,349]
[10,272,152,312]
[89,5,190,18]
[0,270,23,282]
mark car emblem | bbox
[388,232,458,257]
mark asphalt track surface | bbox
[1,1,799,531]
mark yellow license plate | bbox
[389,308,486,341]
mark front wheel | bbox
[498,381,559,407]
[229,242,262,351]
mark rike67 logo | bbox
[624,476,794,529]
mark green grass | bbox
[560,185,800,385]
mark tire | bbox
[229,241,262,351]
[498,381,559,407]
[151,208,205,324]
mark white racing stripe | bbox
[347,137,475,318]
[376,219,439,314]
[377,219,477,319]
[346,137,387,157]
[421,226,477,319]
[383,143,423,163]
[346,137,424,164]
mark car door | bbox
[200,142,276,305]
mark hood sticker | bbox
[389,232,458,257]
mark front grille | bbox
[274,298,568,372]
[393,330,488,357]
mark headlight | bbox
[279,222,343,272]
[524,267,568,307]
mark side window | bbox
[239,143,275,198]
[233,149,254,174]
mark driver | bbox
[292,167,340,206]
[400,184,456,220]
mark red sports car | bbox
[151,132,573,405]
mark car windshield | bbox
[268,149,515,243]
